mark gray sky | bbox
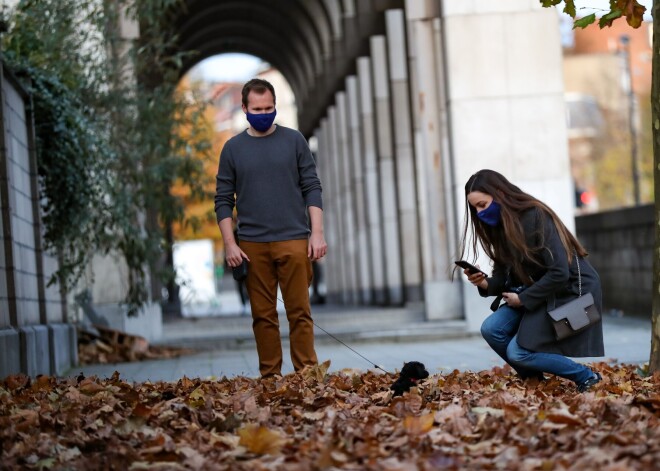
[189,54,263,83]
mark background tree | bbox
[170,77,221,243]
[541,0,658,372]
[650,0,659,373]
[2,0,213,315]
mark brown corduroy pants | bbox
[240,239,318,377]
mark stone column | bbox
[405,0,461,319]
[357,57,387,305]
[370,35,403,305]
[314,123,336,300]
[385,9,423,303]
[325,107,350,304]
[346,75,373,304]
[334,91,359,304]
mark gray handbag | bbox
[547,254,601,341]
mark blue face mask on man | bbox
[477,200,501,226]
[246,110,277,132]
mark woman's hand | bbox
[465,269,488,290]
[502,292,522,308]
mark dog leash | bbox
[275,296,389,374]
[311,320,389,374]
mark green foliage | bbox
[573,13,596,28]
[540,0,646,29]
[599,9,623,28]
[2,0,213,315]
[562,0,576,17]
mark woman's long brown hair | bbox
[458,169,587,284]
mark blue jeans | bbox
[480,305,594,384]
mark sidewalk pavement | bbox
[68,303,653,383]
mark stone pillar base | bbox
[0,328,20,378]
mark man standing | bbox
[215,78,327,378]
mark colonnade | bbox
[312,1,572,322]
[175,0,573,321]
[315,5,457,317]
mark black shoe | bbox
[577,372,602,393]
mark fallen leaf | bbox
[303,359,331,382]
[403,413,434,435]
[237,423,286,455]
[471,407,504,418]
[1,363,658,469]
[545,406,583,426]
[79,378,105,395]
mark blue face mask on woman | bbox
[246,110,277,132]
[477,200,501,226]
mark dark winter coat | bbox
[479,208,604,357]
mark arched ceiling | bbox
[173,0,404,137]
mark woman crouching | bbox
[458,169,603,393]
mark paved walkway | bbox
[69,307,652,383]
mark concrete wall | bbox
[440,1,574,328]
[575,204,653,317]
[443,0,574,240]
[0,62,75,378]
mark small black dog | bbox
[390,361,429,397]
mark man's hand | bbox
[218,218,249,267]
[308,232,327,261]
[307,206,326,261]
[225,241,249,268]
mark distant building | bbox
[209,83,243,133]
[562,20,652,211]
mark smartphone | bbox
[455,260,487,276]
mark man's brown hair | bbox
[241,78,276,107]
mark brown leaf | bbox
[31,375,53,392]
[302,359,331,382]
[79,378,105,395]
[615,0,646,28]
[12,409,39,432]
[545,405,583,426]
[5,374,29,390]
[132,403,152,418]
[403,413,434,435]
[237,423,286,455]
[186,386,205,408]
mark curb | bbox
[154,322,479,351]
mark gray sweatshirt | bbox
[214,125,323,242]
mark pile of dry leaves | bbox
[78,326,193,365]
[1,361,658,470]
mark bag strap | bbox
[576,251,582,297]
[549,251,581,310]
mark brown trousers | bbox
[240,239,318,376]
